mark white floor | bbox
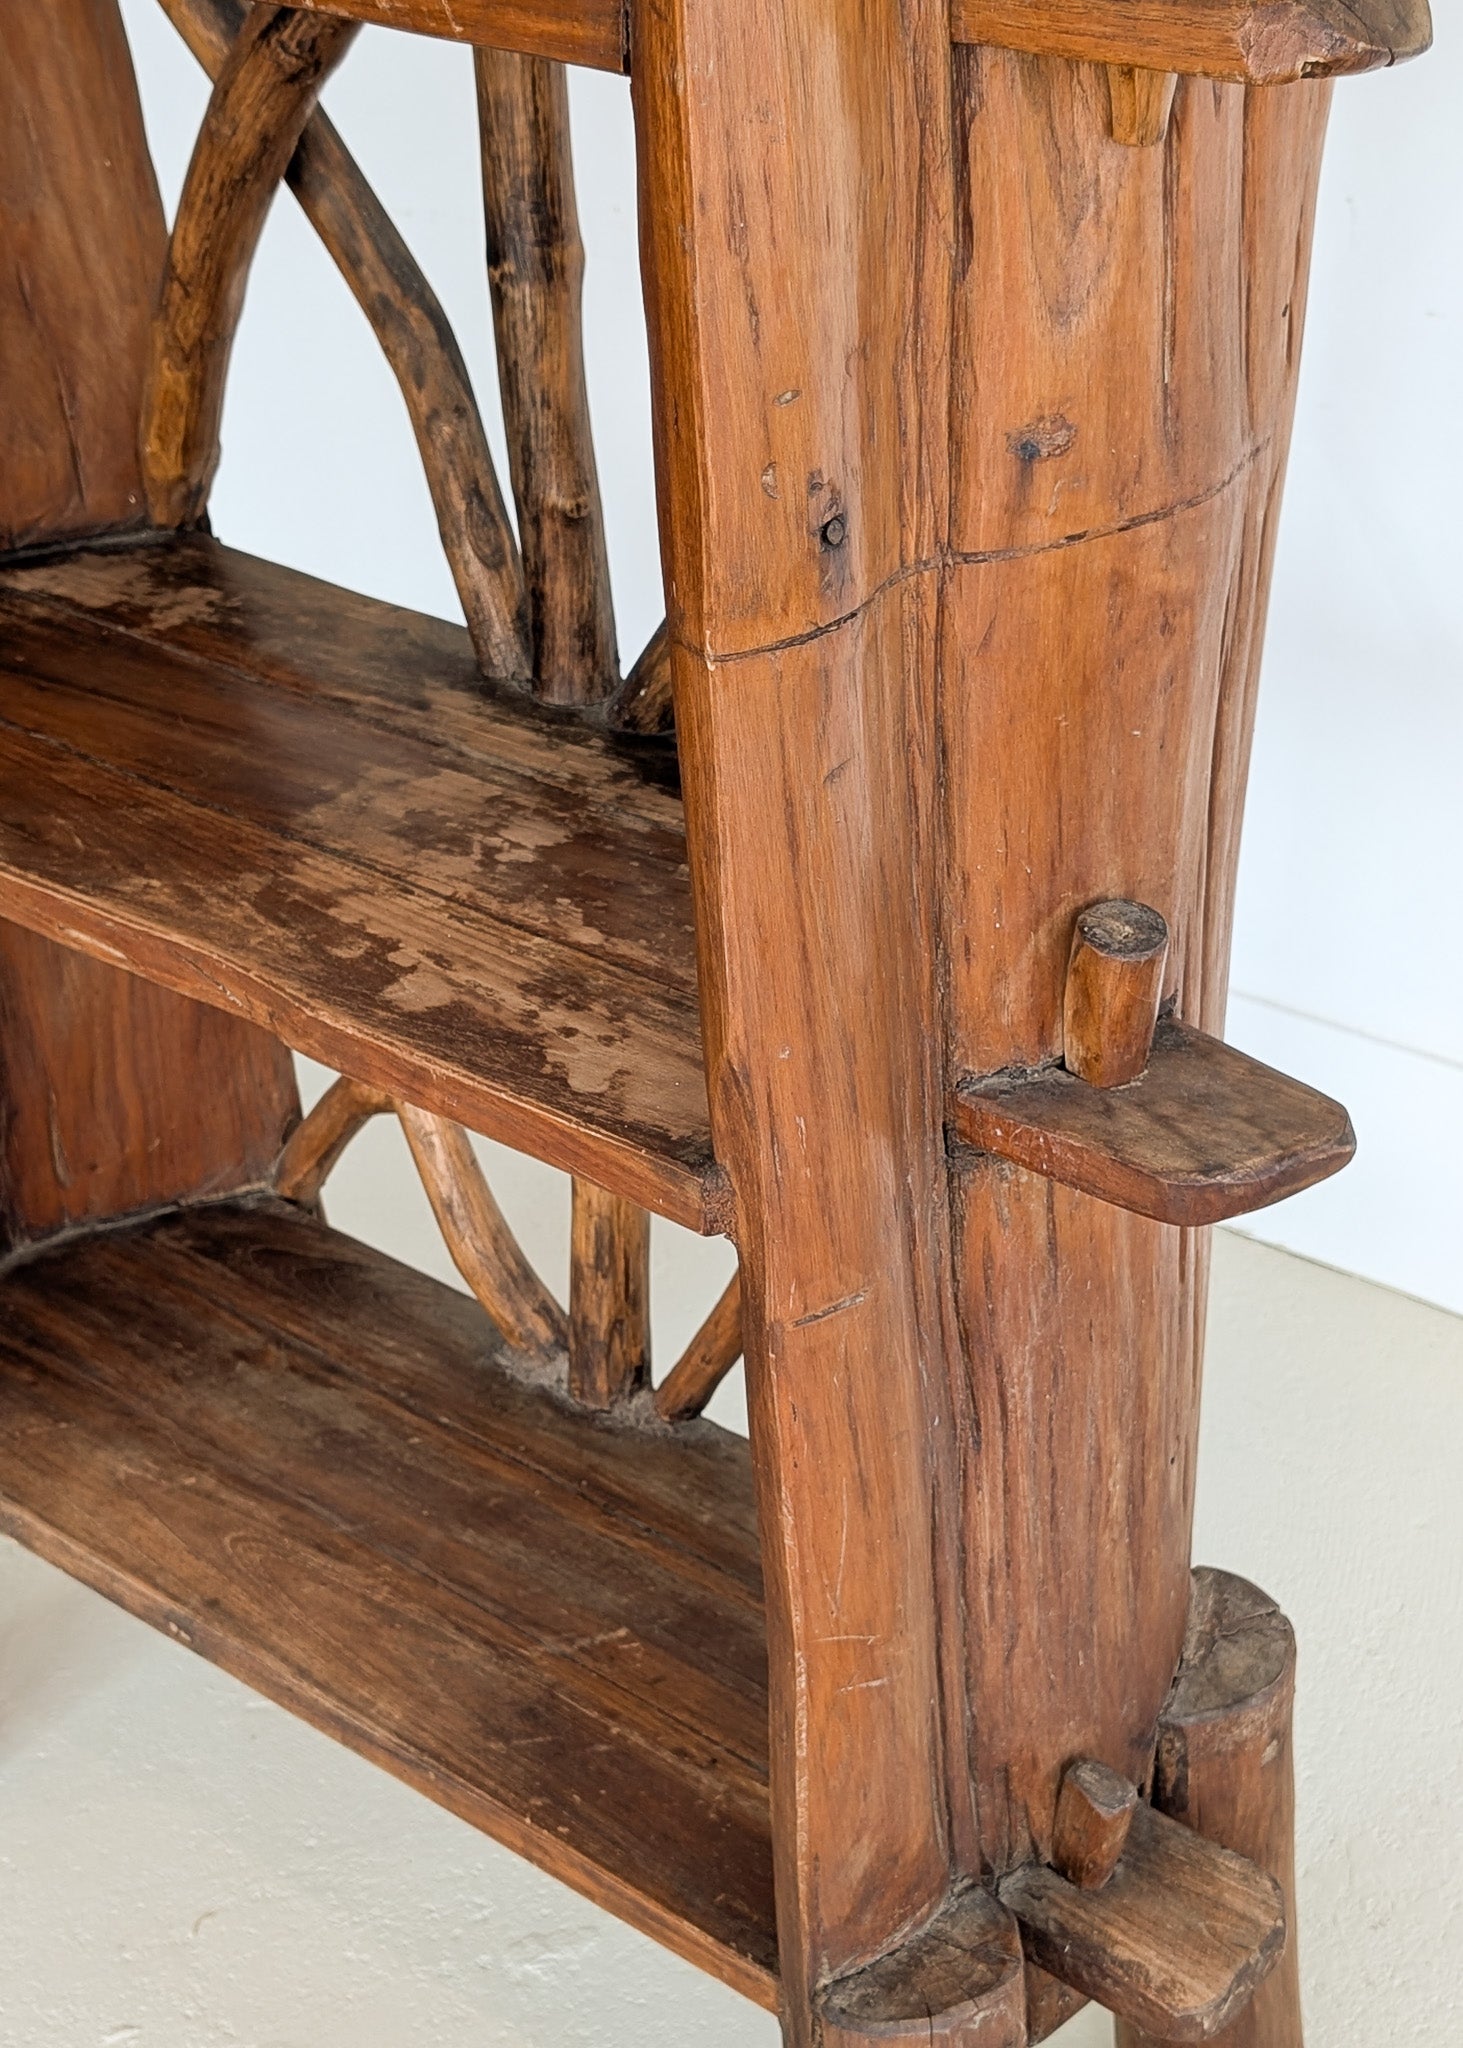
[1,1167,1459,2042]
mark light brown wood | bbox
[0,538,719,1231]
[1052,1758,1139,1890]
[818,1887,1026,2047]
[158,0,528,679]
[0,1201,773,2003]
[569,1178,651,1407]
[143,4,361,528]
[654,1271,742,1422]
[606,619,675,735]
[1116,1570,1303,2048]
[399,1102,567,1358]
[1063,899,1169,1088]
[955,1019,1356,1226]
[274,1072,393,1205]
[285,0,628,71]
[950,0,1432,85]
[0,1,166,552]
[476,47,618,703]
[1107,67,1178,146]
[1002,1801,1286,2038]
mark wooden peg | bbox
[1107,67,1177,148]
[1052,1758,1138,1890]
[1063,899,1169,1088]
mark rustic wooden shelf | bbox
[0,537,720,1231]
[0,1198,775,2002]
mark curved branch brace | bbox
[274,1072,392,1205]
[142,3,361,529]
[398,1102,567,1359]
[605,619,675,736]
[654,1270,742,1421]
[155,0,529,678]
[475,46,618,703]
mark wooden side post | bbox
[1116,1569,1305,2048]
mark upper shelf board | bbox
[0,536,721,1231]
[286,0,627,70]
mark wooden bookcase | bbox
[0,1,1429,2042]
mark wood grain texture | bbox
[633,0,959,2020]
[399,1102,568,1357]
[273,1071,392,1204]
[569,1178,650,1406]
[1116,1570,1303,2048]
[0,1199,773,2001]
[606,619,675,735]
[819,1887,1026,2047]
[955,1020,1356,1226]
[476,48,618,703]
[0,921,297,1255]
[949,0,1431,84]
[1107,67,1178,146]
[939,59,1336,1875]
[284,0,628,70]
[0,537,720,1229]
[654,1271,742,1422]
[159,0,528,678]
[1052,1759,1139,1890]
[143,4,361,529]
[0,0,166,552]
[1002,1802,1285,2038]
[1063,899,1169,1088]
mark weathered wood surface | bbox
[940,61,1336,1876]
[607,620,675,735]
[1003,1802,1286,2038]
[1107,66,1178,147]
[399,1102,568,1356]
[0,538,719,1229]
[0,0,165,553]
[0,922,297,1256]
[819,1887,1027,2048]
[285,0,627,71]
[1052,1758,1139,1890]
[950,0,1431,84]
[569,1178,650,1405]
[159,0,528,678]
[0,1199,773,1999]
[274,1072,392,1205]
[143,5,361,528]
[1063,900,1169,1089]
[634,0,961,2029]
[1116,1570,1304,2048]
[954,1020,1356,1226]
[654,1271,742,1422]
[476,48,618,703]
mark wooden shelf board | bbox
[0,537,721,1231]
[953,1019,1355,1226]
[0,1199,775,2004]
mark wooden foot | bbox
[1115,1568,1304,2048]
[818,1888,1027,2047]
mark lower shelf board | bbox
[0,1199,776,2006]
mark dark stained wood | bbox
[399,1102,568,1357]
[1052,1758,1139,1890]
[1107,66,1178,146]
[143,5,361,529]
[569,1178,650,1406]
[654,1271,742,1422]
[286,0,628,71]
[0,1199,774,2002]
[476,47,618,703]
[158,0,528,679]
[1064,900,1169,1089]
[818,1887,1026,2047]
[1025,1969,1091,2042]
[954,1019,1356,1227]
[1002,1802,1286,2038]
[0,537,720,1230]
[0,921,298,1255]
[607,620,675,736]
[0,1,166,552]
[949,0,1432,84]
[274,1072,392,1206]
[1116,1570,1304,2048]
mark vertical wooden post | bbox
[569,1178,650,1405]
[1116,1570,1304,2048]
